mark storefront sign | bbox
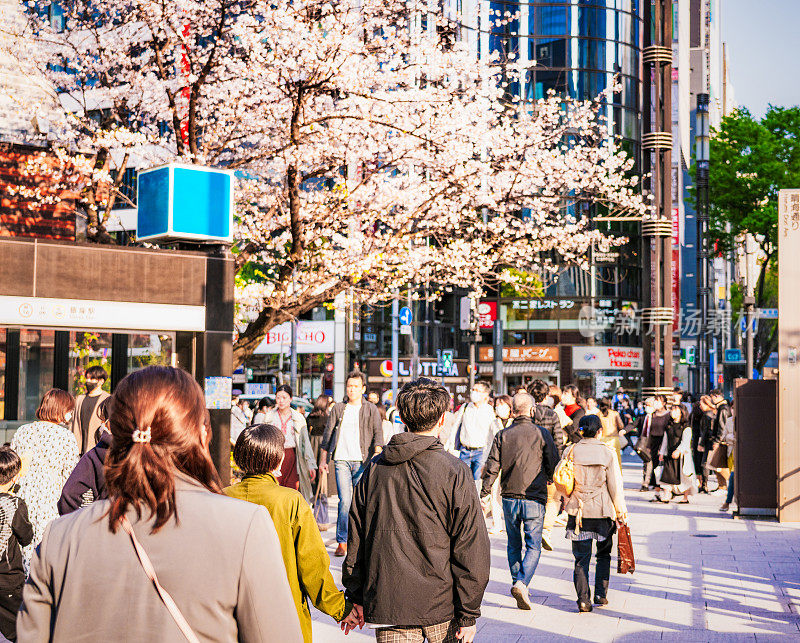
[0,295,205,332]
[478,301,497,329]
[244,382,272,397]
[253,320,335,354]
[572,346,643,371]
[479,346,559,362]
[367,358,467,379]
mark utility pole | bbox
[391,292,399,404]
[695,93,710,392]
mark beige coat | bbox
[18,473,303,642]
[562,438,627,521]
[70,391,110,454]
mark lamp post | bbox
[695,93,710,392]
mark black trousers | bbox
[0,583,23,640]
[572,537,613,603]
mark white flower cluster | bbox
[12,0,651,362]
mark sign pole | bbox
[468,295,477,390]
[492,319,504,394]
[391,292,399,404]
[290,268,299,394]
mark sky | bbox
[723,0,800,118]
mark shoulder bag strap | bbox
[120,516,201,643]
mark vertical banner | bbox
[672,207,681,331]
[778,189,800,521]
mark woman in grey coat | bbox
[18,366,302,643]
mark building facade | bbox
[356,1,647,402]
[673,0,736,392]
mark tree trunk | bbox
[83,149,116,245]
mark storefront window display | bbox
[18,330,56,420]
[68,332,112,395]
[127,334,175,373]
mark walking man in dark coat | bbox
[481,391,558,611]
[343,378,490,643]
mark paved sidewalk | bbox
[311,453,800,641]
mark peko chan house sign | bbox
[572,346,643,371]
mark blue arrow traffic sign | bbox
[399,306,413,326]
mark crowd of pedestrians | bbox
[0,362,740,641]
[637,387,735,511]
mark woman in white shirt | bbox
[261,385,317,503]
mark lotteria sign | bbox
[373,359,462,378]
[572,346,643,371]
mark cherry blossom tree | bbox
[10,0,651,366]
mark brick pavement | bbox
[311,453,800,642]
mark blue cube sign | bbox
[137,163,233,243]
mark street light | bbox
[695,93,710,393]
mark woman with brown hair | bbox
[10,389,79,565]
[18,366,302,642]
[261,384,317,502]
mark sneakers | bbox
[510,581,532,610]
[541,531,553,552]
[334,543,347,557]
[719,503,730,512]
[593,596,609,606]
[577,601,593,613]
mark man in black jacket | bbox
[343,378,489,643]
[481,392,558,611]
[527,379,564,553]
[320,371,383,556]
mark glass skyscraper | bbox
[461,0,642,163]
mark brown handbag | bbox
[617,523,635,574]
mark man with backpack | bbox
[481,392,558,611]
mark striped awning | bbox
[478,362,558,375]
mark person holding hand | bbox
[226,424,361,642]
[343,378,490,643]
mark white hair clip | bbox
[132,427,152,443]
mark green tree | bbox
[700,106,800,369]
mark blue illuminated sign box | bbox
[137,163,233,243]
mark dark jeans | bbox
[502,498,545,586]
[726,472,735,505]
[459,447,484,480]
[335,460,365,544]
[572,536,613,603]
